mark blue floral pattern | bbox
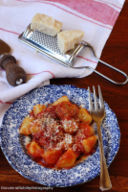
[0,85,120,187]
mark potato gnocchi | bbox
[19,96,97,169]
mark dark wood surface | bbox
[0,1,128,192]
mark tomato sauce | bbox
[20,97,97,169]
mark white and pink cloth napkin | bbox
[0,0,125,124]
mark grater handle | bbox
[85,64,128,85]
[72,63,128,85]
[77,41,128,85]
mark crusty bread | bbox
[57,30,84,53]
[31,13,62,36]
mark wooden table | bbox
[0,1,128,192]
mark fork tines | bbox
[88,85,104,112]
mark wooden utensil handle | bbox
[0,54,27,86]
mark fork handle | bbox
[97,121,112,191]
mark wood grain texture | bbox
[0,1,128,192]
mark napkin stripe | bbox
[27,70,55,78]
[16,0,112,30]
[43,0,119,25]
[94,0,121,9]
[0,27,20,36]
[0,100,12,105]
[77,56,97,64]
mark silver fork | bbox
[88,85,112,191]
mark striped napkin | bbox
[0,0,125,125]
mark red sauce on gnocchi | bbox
[19,96,97,169]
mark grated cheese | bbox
[61,119,78,133]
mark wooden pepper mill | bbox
[0,39,27,86]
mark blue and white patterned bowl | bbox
[0,85,120,187]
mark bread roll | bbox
[31,13,62,36]
[57,30,84,53]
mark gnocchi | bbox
[19,96,97,169]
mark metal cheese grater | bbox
[19,24,84,67]
[19,24,128,85]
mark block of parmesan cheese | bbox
[57,30,84,53]
[31,13,63,36]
